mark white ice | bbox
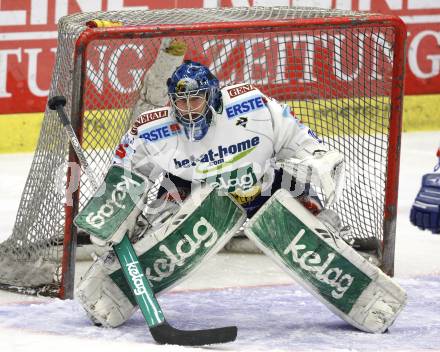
[0,131,439,352]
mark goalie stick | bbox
[48,95,237,346]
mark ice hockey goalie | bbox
[75,38,406,334]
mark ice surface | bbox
[1,278,440,351]
[0,131,440,351]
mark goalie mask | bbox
[167,60,221,141]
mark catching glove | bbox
[277,149,345,208]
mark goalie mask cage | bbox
[0,7,405,298]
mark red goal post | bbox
[0,7,406,299]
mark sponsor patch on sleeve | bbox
[226,84,256,98]
[139,122,181,142]
[225,95,266,119]
[130,108,169,135]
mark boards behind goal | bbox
[0,7,406,298]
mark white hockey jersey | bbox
[114,83,325,206]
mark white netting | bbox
[0,7,404,297]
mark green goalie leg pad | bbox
[109,187,246,305]
[244,189,407,333]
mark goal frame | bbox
[61,15,405,298]
[12,12,408,299]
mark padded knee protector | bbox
[76,251,137,328]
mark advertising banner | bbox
[0,0,439,114]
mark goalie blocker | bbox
[244,189,406,333]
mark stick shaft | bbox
[56,104,99,191]
[114,236,165,327]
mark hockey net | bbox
[0,7,405,298]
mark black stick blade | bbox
[150,321,237,346]
[48,96,67,110]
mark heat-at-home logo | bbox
[173,136,260,172]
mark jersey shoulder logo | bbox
[236,116,248,128]
[226,83,256,98]
[130,108,169,135]
[225,95,266,119]
[139,122,181,142]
